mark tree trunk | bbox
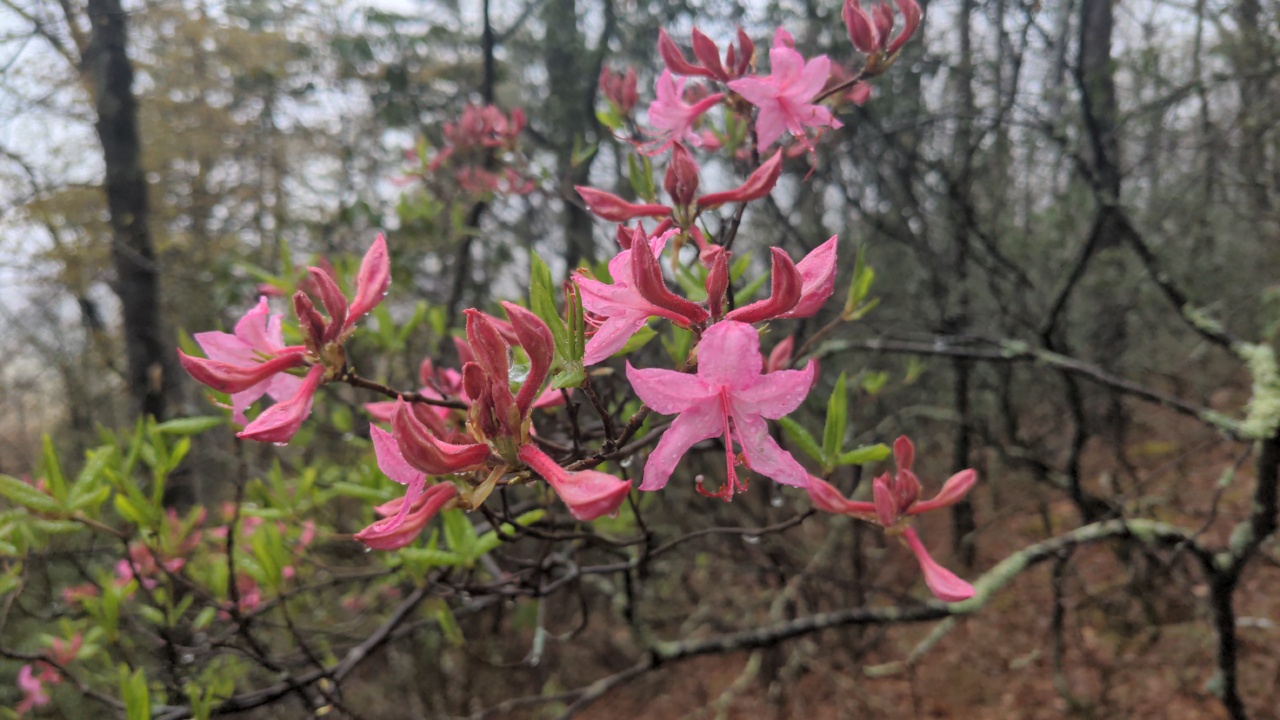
[82,0,172,420]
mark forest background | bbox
[0,0,1279,717]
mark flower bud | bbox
[355,483,458,550]
[629,231,710,325]
[696,151,783,209]
[911,469,978,514]
[724,248,802,323]
[307,266,348,343]
[704,249,730,320]
[518,444,631,521]
[575,186,672,222]
[872,473,898,528]
[392,398,491,475]
[766,336,794,373]
[664,144,701,209]
[501,302,555,415]
[293,291,328,350]
[657,28,712,77]
[690,28,727,81]
[178,351,307,394]
[348,233,391,325]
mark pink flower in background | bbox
[16,665,50,715]
[844,0,922,58]
[518,444,632,521]
[727,30,842,149]
[640,70,724,155]
[627,321,815,499]
[806,436,977,602]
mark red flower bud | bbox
[724,248,802,323]
[843,0,879,54]
[766,335,794,373]
[696,151,783,209]
[690,28,727,81]
[629,230,710,326]
[307,267,348,343]
[501,302,555,416]
[293,291,328,349]
[464,309,510,384]
[664,144,701,208]
[657,28,713,78]
[391,398,490,475]
[518,444,631,521]
[575,186,672,222]
[704,248,730,320]
[178,350,307,394]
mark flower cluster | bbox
[807,436,977,601]
[176,15,969,609]
[180,235,391,443]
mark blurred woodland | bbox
[0,0,1279,717]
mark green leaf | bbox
[120,666,151,720]
[40,435,67,503]
[440,509,476,558]
[777,418,824,464]
[530,255,570,353]
[838,444,892,466]
[0,474,62,515]
[327,481,392,503]
[551,365,586,390]
[822,373,849,470]
[861,371,889,396]
[154,416,224,436]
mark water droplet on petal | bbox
[273,442,288,447]
[741,534,760,545]
[695,474,706,485]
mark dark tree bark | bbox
[81,0,172,420]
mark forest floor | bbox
[569,396,1279,720]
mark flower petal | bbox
[732,360,815,419]
[695,321,762,388]
[733,411,809,486]
[626,362,714,414]
[903,526,975,602]
[371,425,427,487]
[639,403,723,491]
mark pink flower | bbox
[727,31,842,150]
[518,444,632,521]
[639,71,724,156]
[843,0,921,59]
[576,229,707,365]
[626,321,815,499]
[183,297,305,425]
[903,526,974,602]
[237,364,326,443]
[778,235,839,319]
[806,436,977,602]
[16,665,50,715]
[575,187,672,222]
[694,151,783,210]
[391,398,491,475]
[355,482,459,550]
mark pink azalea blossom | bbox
[577,229,705,365]
[806,436,977,602]
[639,70,724,156]
[237,365,326,443]
[518,444,632,521]
[727,30,842,150]
[626,321,815,499]
[16,665,50,715]
[183,297,305,425]
[355,482,459,550]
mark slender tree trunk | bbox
[82,0,172,420]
